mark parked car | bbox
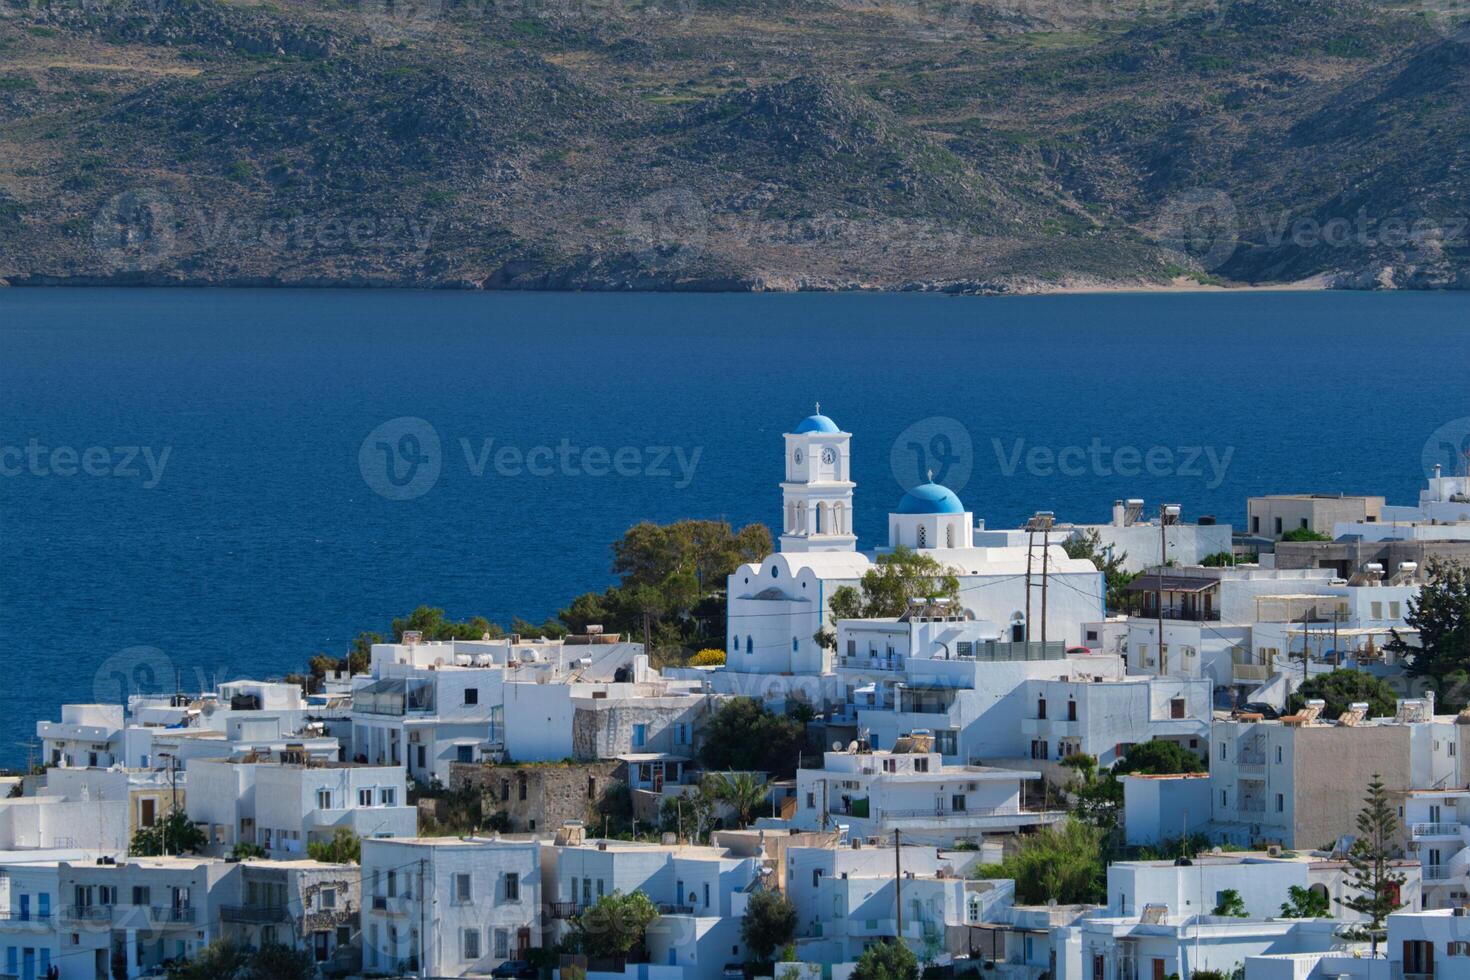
[1235,701,1280,720]
[491,961,538,979]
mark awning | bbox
[1126,575,1219,593]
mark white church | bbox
[723,409,1107,678]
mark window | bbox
[1276,746,1283,764]
[463,928,480,961]
[1276,793,1285,812]
[1067,700,1077,721]
[501,779,510,802]
[914,758,929,773]
[1372,601,1383,619]
[1275,517,1283,535]
[494,928,509,959]
[519,775,528,801]
[317,789,332,810]
[505,873,520,902]
[1030,740,1047,760]
[1170,698,1185,719]
[813,868,823,888]
[675,724,689,745]
[380,788,396,806]
[746,637,752,654]
[704,882,711,908]
[806,792,815,809]
[321,889,337,910]
[358,788,373,807]
[1403,940,1433,976]
[1252,516,1260,533]
[951,794,967,812]
[457,745,474,763]
[454,873,471,904]
[1221,790,1228,806]
[1220,742,1228,760]
[132,886,150,907]
[917,526,927,548]
[1391,601,1402,619]
[632,724,647,747]
[792,637,799,652]
[1037,697,1047,720]
[846,639,856,656]
[464,688,479,706]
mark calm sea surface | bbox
[2,288,1467,766]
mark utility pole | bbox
[894,828,903,943]
[1024,513,1054,647]
[1158,505,1180,674]
[1023,529,1034,643]
[1040,523,1051,647]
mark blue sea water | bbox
[1,287,1468,767]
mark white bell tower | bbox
[779,405,857,553]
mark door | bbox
[19,894,29,922]
[314,931,330,961]
[518,928,531,958]
[1152,959,1166,980]
[140,797,156,827]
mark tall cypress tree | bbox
[1338,774,1407,954]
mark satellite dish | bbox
[833,741,844,751]
[847,741,860,752]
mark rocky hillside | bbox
[0,0,1465,291]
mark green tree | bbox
[851,547,961,618]
[974,818,1105,904]
[1392,558,1470,679]
[1199,551,1237,567]
[392,605,502,642]
[245,944,316,980]
[741,889,797,964]
[703,771,769,828]
[129,810,206,856]
[1114,740,1206,776]
[1211,888,1248,917]
[1287,669,1399,719]
[699,698,805,778]
[1061,754,1122,832]
[1064,530,1140,612]
[574,890,660,961]
[230,841,267,860]
[307,828,361,864]
[166,941,250,980]
[660,790,715,843]
[1338,774,1407,954]
[1280,885,1331,918]
[851,940,920,980]
[1281,527,1331,542]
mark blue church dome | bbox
[897,482,965,515]
[794,413,840,434]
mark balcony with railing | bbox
[221,905,290,924]
[151,906,197,925]
[0,911,52,929]
[837,654,905,672]
[1413,822,1465,839]
[1422,864,1453,881]
[62,905,110,924]
[550,902,586,919]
